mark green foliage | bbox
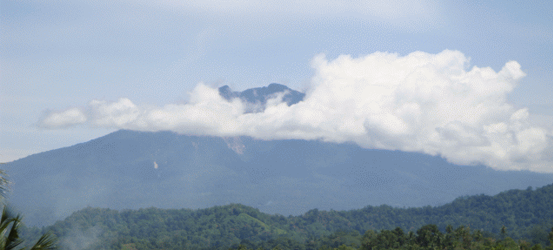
[227,224,552,250]
[19,183,553,250]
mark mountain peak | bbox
[218,83,305,112]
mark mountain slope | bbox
[3,84,553,226]
[5,129,553,227]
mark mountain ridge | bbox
[218,83,305,112]
[4,84,553,227]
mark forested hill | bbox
[7,126,553,227]
[24,183,553,249]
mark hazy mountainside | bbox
[6,130,553,228]
[4,84,553,227]
[24,184,553,249]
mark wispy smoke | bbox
[38,50,553,173]
[61,225,102,250]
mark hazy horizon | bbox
[2,1,553,173]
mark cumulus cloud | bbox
[38,50,553,173]
[39,108,87,129]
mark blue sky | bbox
[1,0,553,172]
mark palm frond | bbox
[0,169,10,200]
[27,232,57,250]
[0,207,16,236]
[0,169,57,249]
[5,215,23,250]
[0,207,24,250]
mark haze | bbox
[2,1,553,173]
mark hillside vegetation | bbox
[23,183,553,249]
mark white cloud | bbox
[38,50,553,173]
[39,108,87,129]
[89,99,141,128]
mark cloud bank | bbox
[39,50,553,173]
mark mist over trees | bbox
[20,183,553,250]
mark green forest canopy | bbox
[21,183,553,249]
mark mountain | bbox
[218,83,305,113]
[24,184,553,249]
[219,83,305,106]
[4,84,553,227]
